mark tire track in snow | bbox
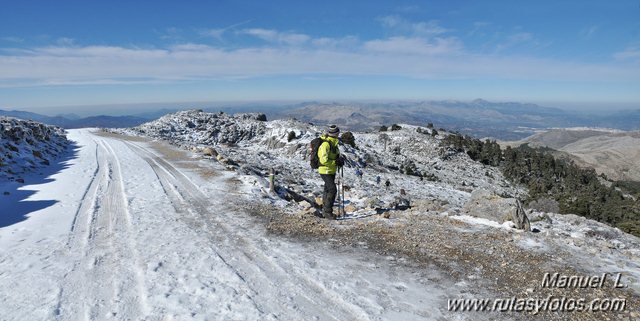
[125,141,370,321]
[56,138,107,320]
[66,139,101,248]
[101,140,150,318]
[125,142,288,319]
[56,138,148,320]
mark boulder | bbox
[365,197,381,209]
[303,206,317,215]
[411,199,445,212]
[202,147,218,157]
[344,204,356,213]
[461,190,530,231]
[299,200,313,209]
[513,200,531,231]
[389,197,411,210]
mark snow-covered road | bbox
[0,129,459,320]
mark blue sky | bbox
[1,0,639,112]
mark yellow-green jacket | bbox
[317,135,340,174]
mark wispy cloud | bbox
[1,37,24,43]
[159,27,182,41]
[199,20,253,40]
[199,28,225,40]
[239,28,310,45]
[614,47,640,61]
[311,36,359,49]
[395,5,420,13]
[378,15,451,36]
[364,36,462,55]
[1,17,638,90]
[1,40,638,89]
[494,32,536,52]
[581,25,599,39]
[56,37,75,46]
[467,22,491,37]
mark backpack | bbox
[309,137,325,169]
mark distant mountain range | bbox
[3,100,639,139]
[266,100,640,139]
[0,109,153,129]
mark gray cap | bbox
[327,124,340,137]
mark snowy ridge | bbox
[134,109,267,145]
[117,109,640,296]
[0,116,69,181]
[121,110,521,210]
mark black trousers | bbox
[320,174,337,216]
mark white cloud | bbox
[1,29,638,88]
[159,27,183,41]
[468,22,491,37]
[199,20,253,40]
[311,36,359,48]
[378,15,403,28]
[240,28,310,45]
[378,15,451,36]
[495,32,535,52]
[412,20,450,36]
[363,36,462,55]
[581,25,599,39]
[56,37,75,46]
[614,47,640,61]
[199,28,226,40]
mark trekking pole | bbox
[341,166,345,216]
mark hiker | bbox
[385,179,391,190]
[317,125,343,219]
[376,175,381,185]
[355,168,363,180]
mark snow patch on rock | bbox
[0,116,69,182]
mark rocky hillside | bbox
[512,129,640,182]
[115,110,640,314]
[121,109,523,210]
[0,117,70,182]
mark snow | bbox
[450,214,520,230]
[0,116,69,182]
[0,129,465,320]
[116,110,522,216]
[112,109,640,299]
[2,111,639,320]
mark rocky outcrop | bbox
[513,199,531,230]
[115,110,523,214]
[202,147,218,157]
[461,189,530,230]
[132,110,267,146]
[0,117,69,181]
